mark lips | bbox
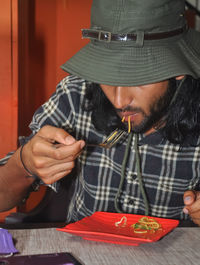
[121,112,138,122]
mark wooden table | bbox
[4,226,200,265]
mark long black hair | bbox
[83,76,200,146]
[162,76,200,145]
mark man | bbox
[0,0,200,225]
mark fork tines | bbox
[101,129,125,148]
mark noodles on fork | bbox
[122,116,132,133]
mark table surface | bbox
[3,226,200,265]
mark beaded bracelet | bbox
[20,144,34,177]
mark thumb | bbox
[38,125,76,145]
[183,190,196,206]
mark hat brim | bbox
[61,29,200,86]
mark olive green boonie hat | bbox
[61,0,200,86]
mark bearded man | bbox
[0,0,200,226]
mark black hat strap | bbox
[82,25,187,43]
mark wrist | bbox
[20,144,35,177]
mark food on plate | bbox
[131,216,162,234]
[115,216,127,227]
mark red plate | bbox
[57,212,179,246]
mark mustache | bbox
[116,106,143,113]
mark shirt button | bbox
[128,199,134,205]
[132,174,137,180]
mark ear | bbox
[175,75,185,80]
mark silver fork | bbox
[87,129,126,148]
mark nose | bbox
[114,86,133,109]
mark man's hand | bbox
[22,125,85,184]
[183,190,200,226]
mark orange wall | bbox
[0,0,18,157]
[0,0,18,222]
[18,0,92,137]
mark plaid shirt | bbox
[1,75,200,223]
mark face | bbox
[100,76,184,134]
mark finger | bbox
[38,160,74,179]
[27,139,84,176]
[31,143,82,173]
[33,146,83,169]
[184,193,200,214]
[50,140,85,160]
[33,138,85,160]
[38,125,76,145]
[187,210,200,225]
[41,169,73,185]
[183,190,196,206]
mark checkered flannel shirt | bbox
[1,75,200,223]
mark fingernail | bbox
[184,196,192,203]
[183,208,189,214]
[65,135,75,145]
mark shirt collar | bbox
[138,130,164,146]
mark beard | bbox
[116,79,176,134]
